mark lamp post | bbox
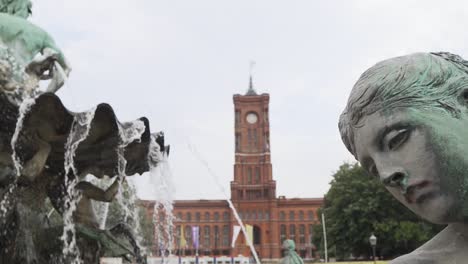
[369,233,377,264]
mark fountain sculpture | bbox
[0,1,169,263]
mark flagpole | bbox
[322,213,328,263]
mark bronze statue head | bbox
[339,52,468,224]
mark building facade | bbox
[142,81,323,260]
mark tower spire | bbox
[246,61,258,95]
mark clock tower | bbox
[231,77,276,201]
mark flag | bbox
[180,225,187,247]
[245,225,253,245]
[192,226,199,250]
[231,225,241,248]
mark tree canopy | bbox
[314,163,443,260]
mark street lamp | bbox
[369,233,377,264]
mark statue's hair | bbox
[0,0,32,19]
[339,52,468,158]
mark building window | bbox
[177,212,183,221]
[245,211,250,220]
[299,211,304,221]
[258,210,263,220]
[214,212,220,221]
[299,224,305,244]
[280,211,286,221]
[214,226,220,248]
[186,212,192,221]
[253,129,257,148]
[308,224,314,240]
[248,129,252,149]
[265,211,270,220]
[185,225,192,248]
[247,167,252,184]
[289,211,295,221]
[252,210,257,220]
[308,211,314,220]
[204,226,211,248]
[290,224,296,242]
[235,110,240,124]
[264,108,269,122]
[280,224,286,242]
[235,133,241,152]
[222,225,229,247]
[255,167,260,183]
[175,225,181,247]
[196,212,201,222]
[223,212,229,221]
[205,212,210,221]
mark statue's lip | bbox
[404,180,433,204]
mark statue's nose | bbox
[381,170,408,188]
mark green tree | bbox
[316,163,442,260]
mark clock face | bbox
[246,112,258,124]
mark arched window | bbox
[185,225,192,248]
[204,226,211,248]
[214,212,220,221]
[280,224,286,242]
[299,224,305,244]
[308,211,314,220]
[258,210,263,220]
[255,167,260,183]
[186,212,192,221]
[245,211,250,220]
[280,211,286,221]
[289,211,295,221]
[214,226,220,248]
[177,212,183,221]
[195,212,201,222]
[205,212,210,221]
[308,224,314,243]
[247,167,252,184]
[289,224,296,242]
[252,210,257,220]
[223,212,230,221]
[175,225,181,247]
[299,211,304,221]
[265,211,270,220]
[222,225,229,247]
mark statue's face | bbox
[354,107,468,224]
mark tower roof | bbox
[245,75,258,96]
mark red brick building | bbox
[142,80,323,260]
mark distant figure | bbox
[280,240,304,264]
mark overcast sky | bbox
[29,0,468,200]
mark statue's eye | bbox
[386,129,410,151]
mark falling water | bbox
[114,120,146,251]
[187,142,261,264]
[148,135,175,256]
[61,108,96,264]
[0,97,36,224]
[87,175,112,229]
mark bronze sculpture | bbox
[339,52,468,263]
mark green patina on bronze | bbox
[339,52,468,263]
[279,240,304,264]
[0,13,65,66]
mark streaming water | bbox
[87,175,112,229]
[114,120,146,251]
[148,135,175,256]
[61,108,96,264]
[187,142,261,264]
[0,96,36,228]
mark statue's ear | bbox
[459,88,468,107]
